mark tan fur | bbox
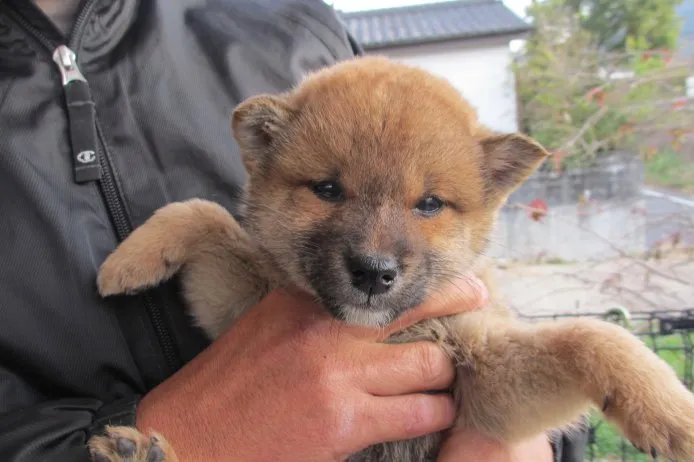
[89,57,694,462]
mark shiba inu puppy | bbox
[88,57,694,462]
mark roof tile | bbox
[339,0,531,49]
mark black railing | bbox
[522,308,694,462]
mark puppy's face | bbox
[232,57,548,326]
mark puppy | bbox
[88,57,694,462]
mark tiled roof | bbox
[339,0,532,50]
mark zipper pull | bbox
[52,45,101,183]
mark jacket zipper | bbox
[52,46,101,183]
[4,3,181,374]
[53,47,180,374]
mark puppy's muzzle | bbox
[346,253,399,295]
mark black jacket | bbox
[0,1,357,460]
[0,1,588,461]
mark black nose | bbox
[347,254,399,295]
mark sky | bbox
[328,0,532,18]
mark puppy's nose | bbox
[347,254,399,295]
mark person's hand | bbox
[135,275,487,462]
[437,428,554,462]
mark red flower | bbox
[528,198,548,222]
[672,98,687,111]
[585,87,605,107]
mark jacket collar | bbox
[2,0,139,63]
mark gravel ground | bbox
[493,253,694,317]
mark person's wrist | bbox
[134,363,216,461]
[134,391,165,435]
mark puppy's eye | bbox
[415,196,445,216]
[311,181,344,202]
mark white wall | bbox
[367,37,520,133]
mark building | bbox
[679,0,694,56]
[340,0,532,133]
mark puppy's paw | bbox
[88,425,176,462]
[605,375,694,460]
[97,203,193,296]
[97,243,178,297]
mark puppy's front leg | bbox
[440,313,694,460]
[97,198,268,337]
[97,199,253,297]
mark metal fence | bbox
[521,308,694,462]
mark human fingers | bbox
[353,393,456,451]
[359,341,455,396]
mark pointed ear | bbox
[231,94,294,174]
[480,133,550,200]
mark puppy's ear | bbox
[480,133,550,201]
[231,95,294,174]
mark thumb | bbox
[380,274,488,339]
